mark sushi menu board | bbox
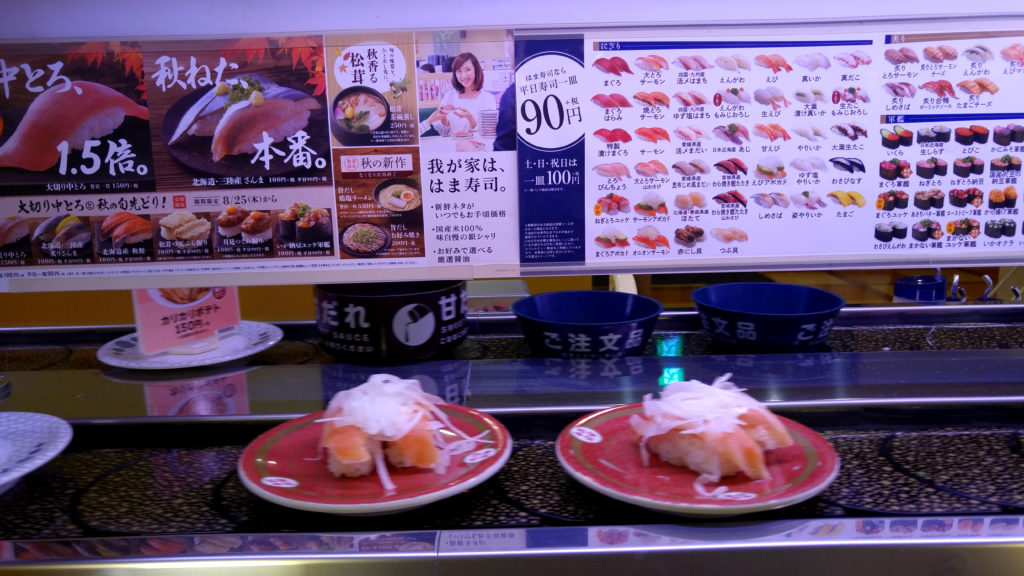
[571,30,1024,270]
[1,24,1024,290]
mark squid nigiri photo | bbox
[0,81,148,172]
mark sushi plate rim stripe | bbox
[96,321,283,370]
[555,404,840,517]
[237,405,512,515]
[0,412,74,496]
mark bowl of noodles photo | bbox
[373,177,422,213]
[330,86,391,146]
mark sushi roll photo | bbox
[1002,219,1017,237]
[874,222,893,242]
[984,219,1003,238]
[296,207,332,245]
[240,211,273,244]
[916,160,935,179]
[891,221,908,239]
[1005,186,1018,208]
[954,127,975,145]
[913,190,933,210]
[993,126,1013,147]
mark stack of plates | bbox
[479,110,498,138]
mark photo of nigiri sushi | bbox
[794,52,831,71]
[673,55,714,71]
[239,373,511,513]
[593,57,633,76]
[0,215,31,252]
[98,211,154,251]
[32,214,94,260]
[754,54,792,73]
[595,226,630,249]
[0,81,149,175]
[633,225,670,249]
[634,54,669,72]
[714,54,750,71]
[161,72,327,177]
[593,128,633,143]
[591,93,632,108]
[634,192,668,216]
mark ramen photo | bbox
[376,182,422,212]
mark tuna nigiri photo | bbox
[0,81,149,172]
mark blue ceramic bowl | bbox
[691,282,844,351]
[512,291,663,358]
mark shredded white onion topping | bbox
[629,373,763,464]
[316,373,489,493]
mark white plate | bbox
[0,412,73,497]
[97,321,283,370]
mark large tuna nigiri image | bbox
[0,81,148,172]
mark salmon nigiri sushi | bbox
[318,374,453,491]
[629,373,794,482]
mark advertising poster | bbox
[1,25,1024,289]
[144,36,331,190]
[514,35,588,266]
[581,32,1024,267]
[334,146,425,259]
[414,29,520,269]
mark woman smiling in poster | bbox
[420,52,496,137]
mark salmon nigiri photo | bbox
[629,373,794,482]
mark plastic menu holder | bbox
[131,287,241,356]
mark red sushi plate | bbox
[238,406,512,515]
[556,404,839,517]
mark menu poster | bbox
[581,32,1024,267]
[415,29,520,268]
[144,36,331,190]
[325,32,419,148]
[514,36,588,266]
[0,42,155,195]
[334,146,424,259]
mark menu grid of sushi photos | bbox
[2,25,1024,289]
[575,30,1024,270]
[0,31,519,287]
